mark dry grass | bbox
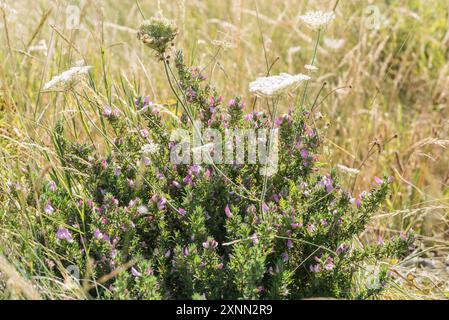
[0,0,448,299]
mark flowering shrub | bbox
[4,15,416,300]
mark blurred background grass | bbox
[0,0,448,299]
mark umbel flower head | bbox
[299,10,336,29]
[249,73,310,98]
[43,60,92,91]
[137,16,178,56]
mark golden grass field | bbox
[0,0,448,299]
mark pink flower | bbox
[93,229,104,240]
[48,181,57,192]
[131,267,141,277]
[377,235,385,246]
[44,202,54,215]
[224,205,232,218]
[56,227,73,243]
[103,106,112,117]
[374,176,383,185]
[140,129,149,138]
[178,208,187,216]
[324,257,334,271]
[202,239,218,249]
[281,252,289,262]
[309,264,321,273]
[307,224,316,233]
[300,149,309,159]
[157,197,167,211]
[261,203,269,214]
[164,249,171,258]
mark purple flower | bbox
[48,181,57,192]
[157,197,167,211]
[377,235,385,246]
[44,202,54,215]
[291,223,300,229]
[113,108,120,117]
[178,208,187,216]
[336,244,348,255]
[56,227,73,243]
[103,106,112,117]
[140,129,149,138]
[300,149,309,159]
[131,267,141,277]
[374,176,383,185]
[324,257,334,271]
[183,175,193,185]
[309,264,321,273]
[188,164,201,176]
[101,159,107,170]
[165,249,171,258]
[93,229,103,240]
[202,239,218,249]
[114,166,121,177]
[307,224,316,233]
[261,203,269,214]
[320,175,334,193]
[224,205,232,218]
[287,239,294,249]
[281,252,289,262]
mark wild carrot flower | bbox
[299,11,336,29]
[29,40,48,55]
[137,205,149,215]
[137,16,178,56]
[337,164,360,175]
[324,38,345,50]
[141,141,159,155]
[43,64,92,91]
[249,73,310,98]
[211,39,236,49]
[304,64,318,71]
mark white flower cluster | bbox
[305,64,318,72]
[337,164,360,175]
[43,62,92,90]
[324,38,345,50]
[211,39,236,49]
[299,11,336,29]
[141,141,159,155]
[29,40,48,55]
[0,2,17,15]
[249,73,310,98]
